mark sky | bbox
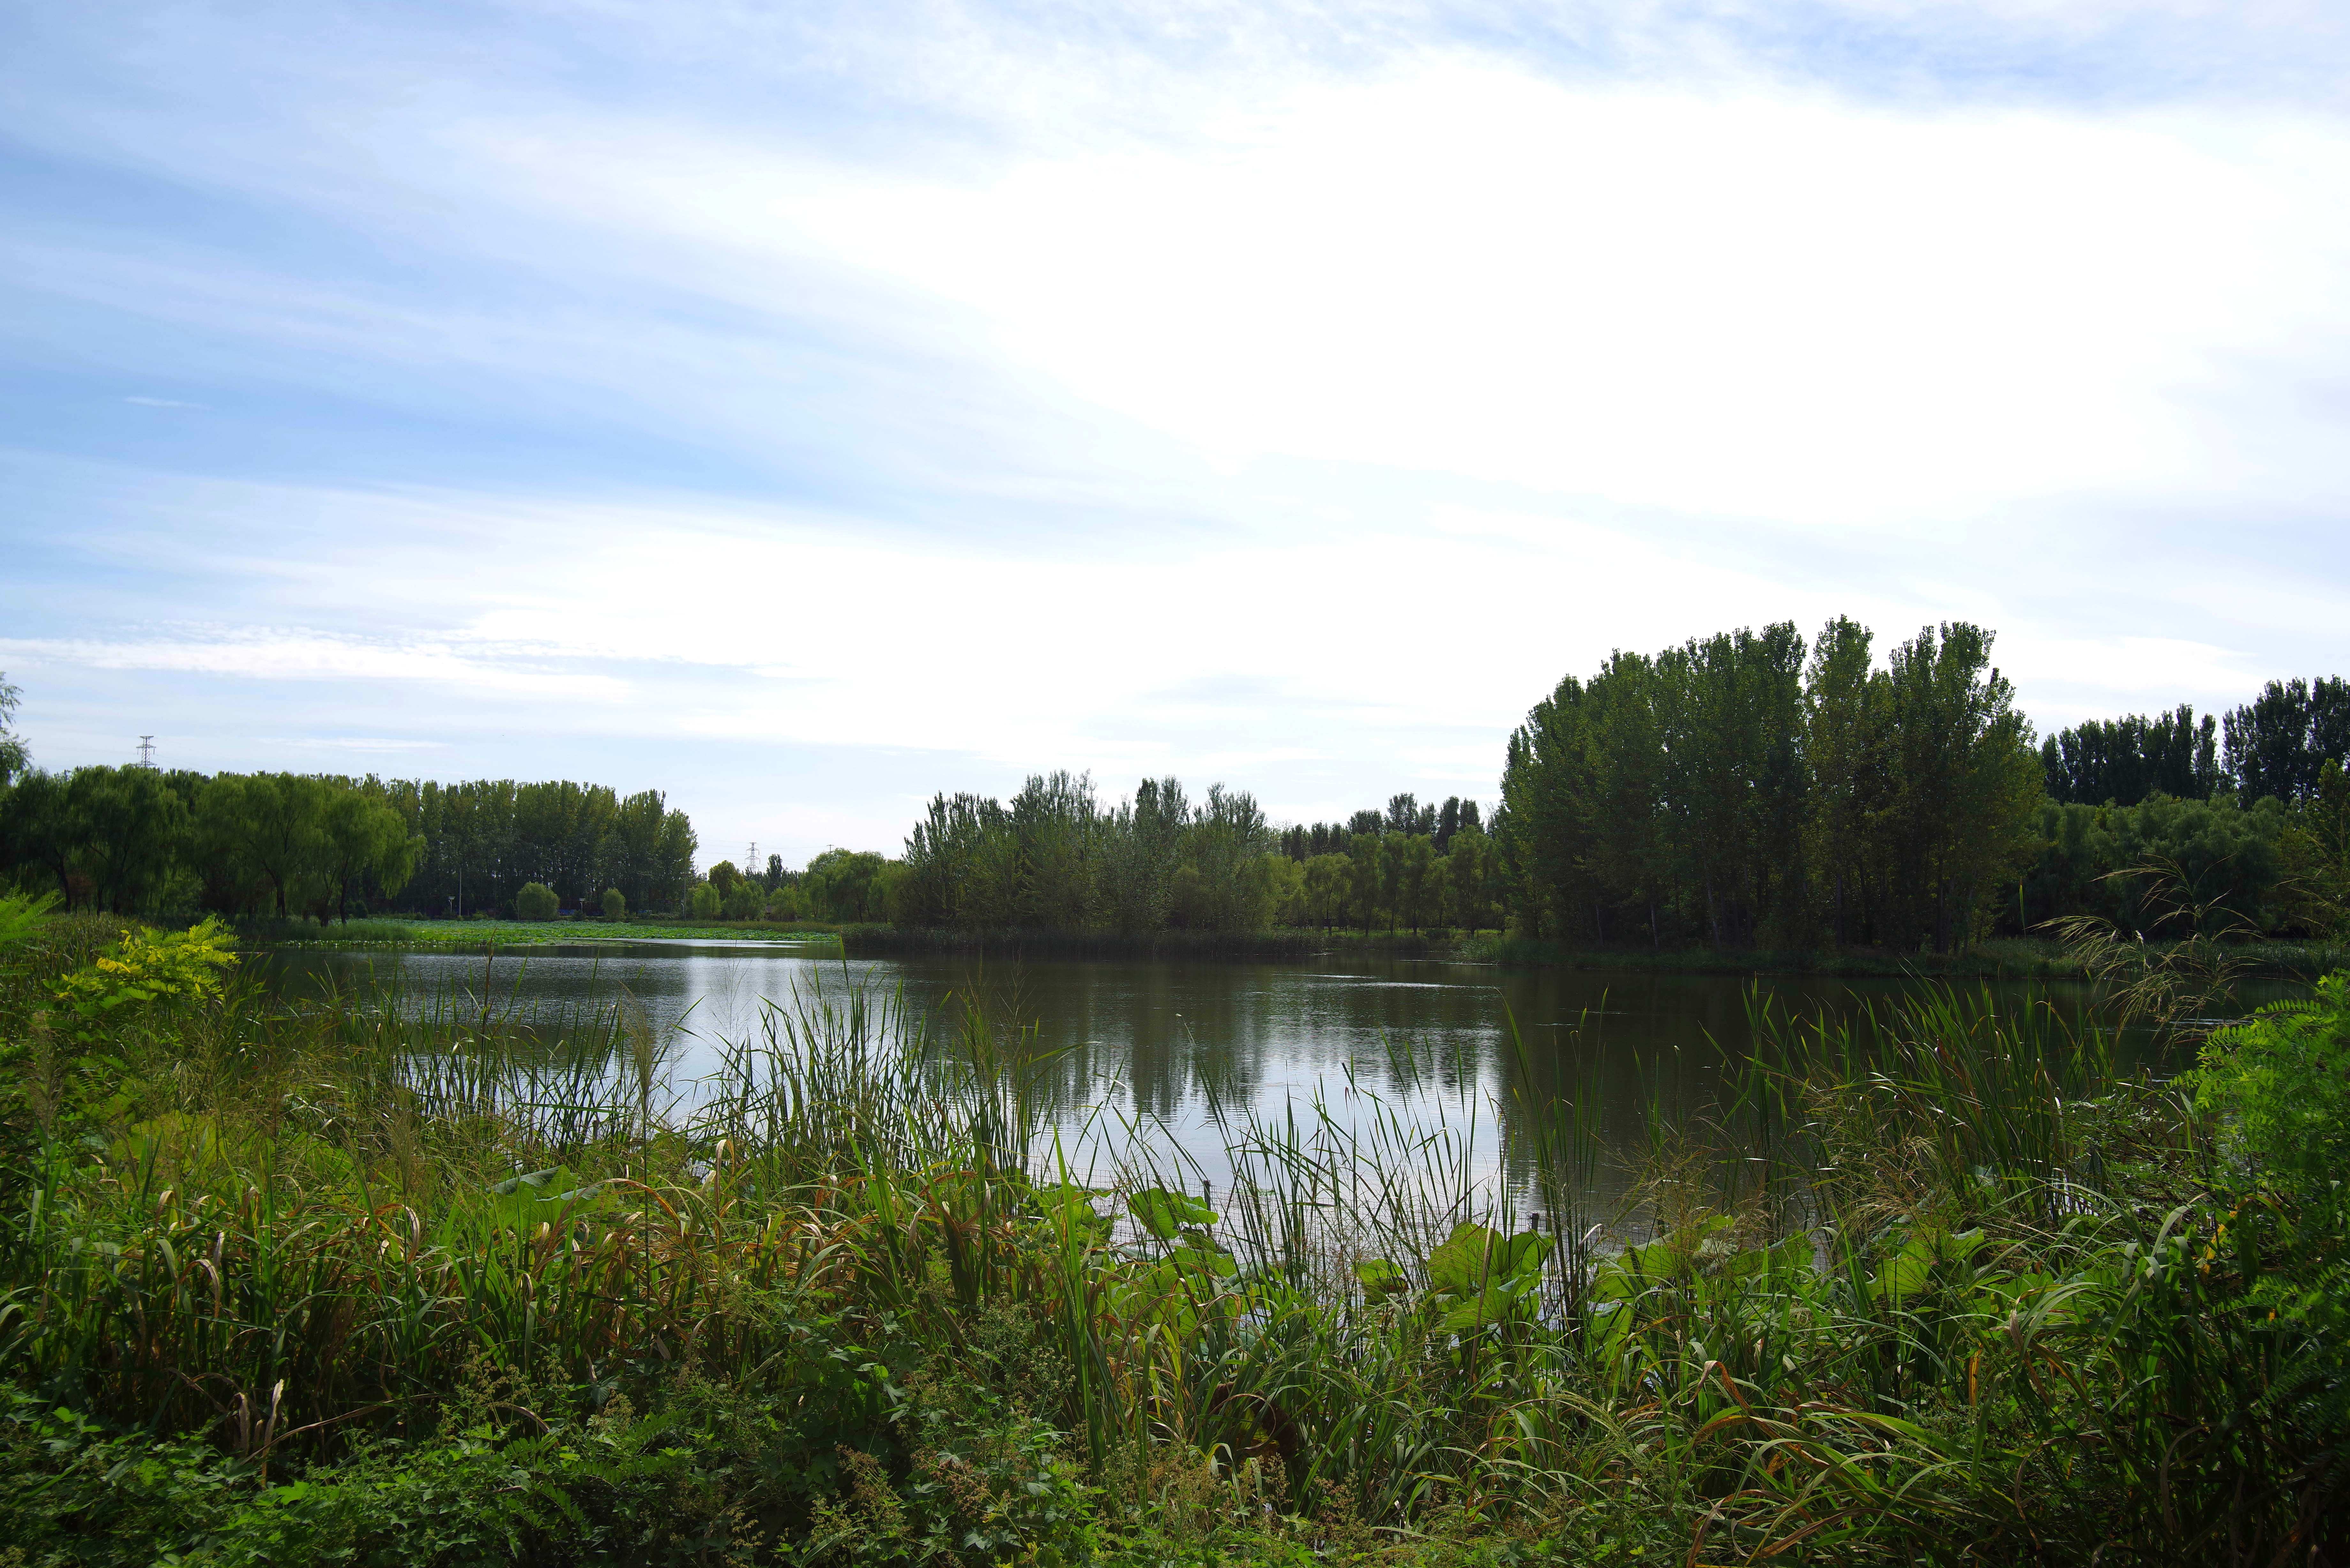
[5,1,2350,866]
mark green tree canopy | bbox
[1497,616,2042,952]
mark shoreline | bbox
[237,917,2350,981]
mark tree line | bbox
[880,775,1507,936]
[375,777,696,917]
[694,635,2350,947]
[683,849,895,924]
[1,767,417,920]
[0,680,699,921]
[1280,793,1484,860]
[2036,678,2350,808]
[1495,619,2045,953]
[1500,629,2350,951]
[10,638,2349,947]
[892,775,1277,933]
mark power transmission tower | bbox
[136,735,157,769]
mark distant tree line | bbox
[1496,624,2350,951]
[686,849,894,924]
[1280,794,1484,860]
[894,775,1282,933]
[856,775,1512,937]
[2040,706,2220,806]
[10,640,2350,948]
[2037,679,2350,808]
[378,778,695,917]
[0,686,698,922]
[844,632,2350,949]
[2220,677,2350,804]
[2017,677,2350,939]
[2,767,416,920]
[1262,794,1498,932]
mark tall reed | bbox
[1,927,2332,1563]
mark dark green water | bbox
[256,941,2246,1204]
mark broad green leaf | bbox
[1127,1186,1217,1239]
[1868,1226,1990,1304]
[1427,1222,1500,1294]
[1429,1222,1552,1301]
[1354,1258,1409,1304]
[1496,1229,1555,1283]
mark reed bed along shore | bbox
[1,904,2344,1566]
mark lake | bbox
[255,939,2208,1212]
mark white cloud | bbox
[0,632,631,704]
[8,2,2350,859]
[417,65,2350,526]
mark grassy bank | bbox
[835,926,1460,961]
[2,904,2345,1564]
[1462,932,2350,980]
[236,915,848,949]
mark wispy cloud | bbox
[0,631,631,704]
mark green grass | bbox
[1463,931,2350,979]
[2,908,2343,1565]
[839,926,1515,964]
[242,914,847,949]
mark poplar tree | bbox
[1876,623,2043,952]
[1803,617,1884,947]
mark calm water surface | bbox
[257,941,2230,1207]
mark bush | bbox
[720,882,765,921]
[688,882,722,920]
[2194,971,2350,1223]
[601,887,626,919]
[2189,972,2350,1471]
[514,881,559,922]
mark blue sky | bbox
[6,1,2350,864]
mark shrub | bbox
[51,917,237,1023]
[601,886,626,919]
[514,881,559,921]
[688,882,722,920]
[2189,972,2350,1472]
[2193,970,2350,1223]
[720,882,765,921]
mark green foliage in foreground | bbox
[1,905,2346,1565]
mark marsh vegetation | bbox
[2,898,2344,1565]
